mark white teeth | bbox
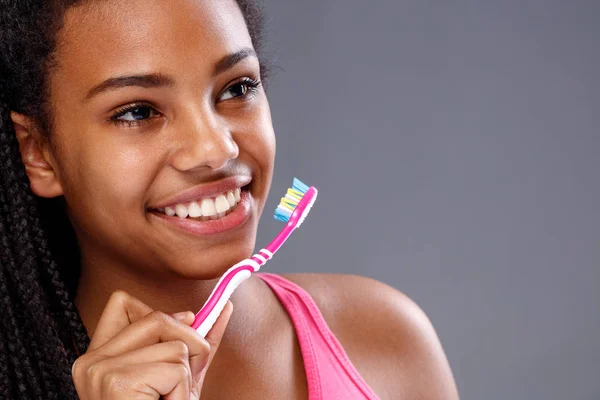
[175,204,188,218]
[201,198,217,217]
[188,201,202,218]
[158,186,244,219]
[215,194,230,213]
[226,191,236,207]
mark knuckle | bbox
[84,357,109,379]
[148,310,171,324]
[108,290,131,306]
[172,340,190,361]
[71,357,82,376]
[75,353,101,373]
[129,379,152,395]
[198,337,211,354]
[71,359,87,390]
[85,363,101,380]
[102,370,123,390]
[175,363,190,379]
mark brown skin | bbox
[70,292,234,399]
[11,0,458,398]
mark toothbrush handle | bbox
[191,186,317,337]
[192,249,273,337]
[194,266,252,337]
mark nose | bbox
[168,107,239,172]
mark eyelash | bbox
[108,77,262,128]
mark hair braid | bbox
[0,323,12,398]
[1,105,80,397]
[29,198,90,356]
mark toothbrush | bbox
[191,177,318,337]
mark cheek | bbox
[260,116,276,174]
[254,127,276,166]
[237,102,276,167]
[239,106,275,215]
[59,135,156,216]
[98,149,153,204]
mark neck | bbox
[74,252,264,339]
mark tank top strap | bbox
[256,272,380,400]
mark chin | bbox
[171,240,257,281]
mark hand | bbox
[71,290,233,399]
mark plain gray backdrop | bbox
[253,1,599,399]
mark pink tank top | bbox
[256,273,380,400]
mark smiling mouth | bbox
[150,183,251,222]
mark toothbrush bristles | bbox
[273,177,313,223]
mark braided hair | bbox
[0,1,270,397]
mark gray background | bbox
[255,1,599,399]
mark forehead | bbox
[52,0,251,92]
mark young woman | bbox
[0,0,459,398]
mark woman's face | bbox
[44,0,275,279]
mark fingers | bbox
[149,362,190,400]
[169,311,195,325]
[92,308,210,362]
[87,291,228,386]
[79,290,234,399]
[72,358,192,399]
[122,362,192,399]
[96,340,196,390]
[88,290,155,351]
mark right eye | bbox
[109,102,161,127]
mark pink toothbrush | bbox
[191,178,318,337]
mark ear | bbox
[10,111,64,198]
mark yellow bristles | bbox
[287,188,304,200]
[278,188,304,213]
[280,198,297,211]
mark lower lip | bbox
[149,190,252,236]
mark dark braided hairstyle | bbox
[0,0,270,397]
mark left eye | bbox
[219,79,261,101]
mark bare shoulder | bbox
[281,273,459,400]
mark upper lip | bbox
[149,175,252,210]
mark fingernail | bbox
[171,311,190,321]
[190,387,199,400]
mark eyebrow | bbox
[214,47,257,76]
[84,47,258,102]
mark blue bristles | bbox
[292,177,309,194]
[274,209,291,223]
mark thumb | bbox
[192,301,234,392]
